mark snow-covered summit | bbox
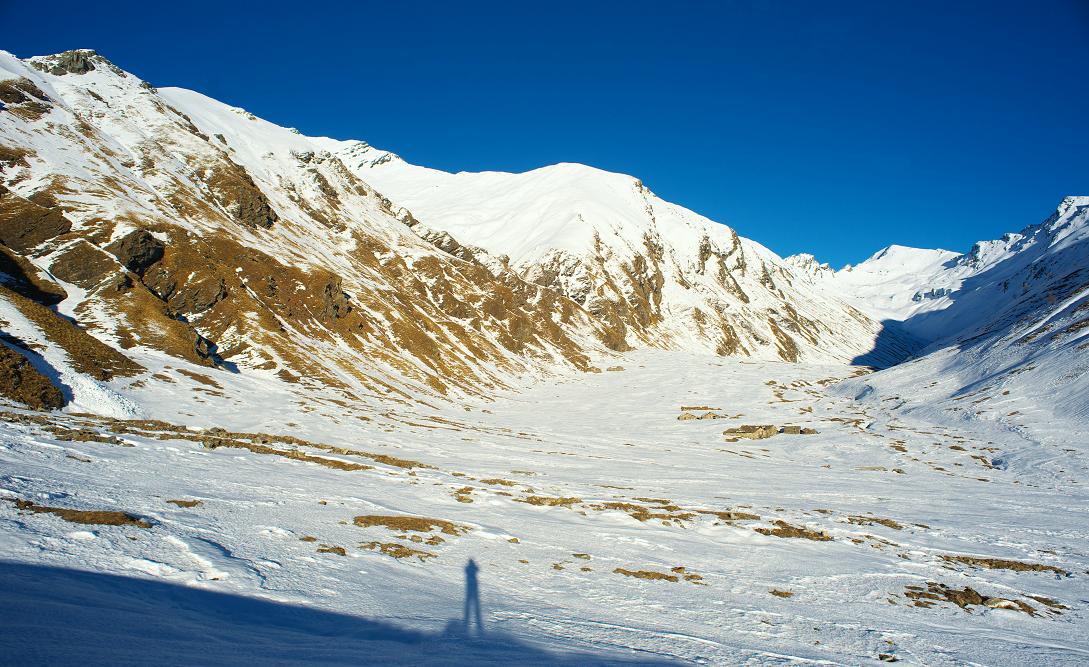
[325,136,894,362]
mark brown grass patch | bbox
[518,495,581,507]
[166,499,202,508]
[939,554,1068,576]
[696,509,760,522]
[847,515,903,530]
[0,344,65,410]
[359,541,435,561]
[202,438,372,472]
[0,286,143,380]
[453,486,474,503]
[755,520,832,541]
[317,544,347,556]
[176,368,222,388]
[613,567,678,583]
[353,515,466,535]
[10,498,150,528]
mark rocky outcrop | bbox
[48,240,117,288]
[0,185,72,253]
[321,277,352,320]
[107,229,164,276]
[29,50,121,76]
[205,160,279,229]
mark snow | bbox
[3,352,1088,665]
[2,50,1088,665]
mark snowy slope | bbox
[794,197,1089,346]
[837,197,1089,436]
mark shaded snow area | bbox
[2,352,1087,666]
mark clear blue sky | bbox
[3,1,1087,266]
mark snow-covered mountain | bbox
[4,50,1089,665]
[794,197,1089,350]
[0,49,625,412]
[796,197,1089,430]
[331,145,890,363]
[0,48,909,420]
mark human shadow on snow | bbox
[0,560,676,666]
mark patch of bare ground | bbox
[45,426,126,445]
[847,515,903,530]
[0,344,65,409]
[671,566,705,583]
[353,515,467,536]
[696,509,760,522]
[1027,595,1069,611]
[175,368,222,388]
[317,544,347,556]
[479,478,517,486]
[359,541,435,561]
[202,437,372,472]
[614,568,679,583]
[166,499,202,508]
[9,498,150,528]
[518,495,581,508]
[586,501,694,523]
[755,520,832,541]
[940,554,1068,576]
[770,589,794,598]
[903,582,1043,615]
[453,487,474,503]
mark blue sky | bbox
[3,1,1087,266]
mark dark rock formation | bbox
[107,229,165,276]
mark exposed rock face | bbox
[321,277,351,320]
[205,161,279,229]
[29,50,121,76]
[107,230,164,276]
[0,185,72,253]
[723,425,778,440]
[48,240,116,288]
[0,344,65,410]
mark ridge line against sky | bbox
[2,0,1087,267]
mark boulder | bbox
[107,229,164,276]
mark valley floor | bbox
[1,351,1087,665]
